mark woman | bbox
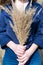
[0,0,43,65]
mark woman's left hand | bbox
[17,49,31,65]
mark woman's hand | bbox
[17,43,38,65]
[13,43,26,57]
[7,41,26,57]
[17,49,30,65]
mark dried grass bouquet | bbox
[0,5,36,45]
[10,6,36,45]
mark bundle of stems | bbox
[10,6,36,45]
[0,5,36,45]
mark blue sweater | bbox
[0,2,43,49]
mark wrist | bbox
[7,41,16,51]
[27,43,38,56]
[27,49,32,57]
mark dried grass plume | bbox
[11,6,36,45]
[0,5,36,45]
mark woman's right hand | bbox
[7,41,26,57]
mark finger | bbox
[16,51,24,57]
[22,45,26,50]
[20,60,27,65]
[18,60,27,65]
[18,63,23,65]
[18,48,25,53]
[19,60,27,65]
[18,47,25,52]
[18,63,24,65]
[17,53,24,57]
[17,50,25,55]
[17,56,26,62]
[20,45,26,50]
[16,53,22,57]
[18,53,26,60]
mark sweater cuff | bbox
[1,36,11,49]
[33,35,43,49]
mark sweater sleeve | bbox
[0,11,11,49]
[33,9,43,49]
